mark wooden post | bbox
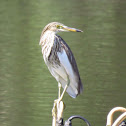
[52,100,64,126]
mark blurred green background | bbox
[0,0,126,126]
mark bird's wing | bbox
[56,35,83,97]
[57,49,75,82]
[57,49,79,98]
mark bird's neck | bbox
[39,31,56,46]
[40,31,57,61]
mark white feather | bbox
[57,49,78,98]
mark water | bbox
[0,0,126,126]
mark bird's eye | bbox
[57,25,63,29]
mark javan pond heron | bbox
[39,22,83,108]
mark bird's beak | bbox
[63,26,83,32]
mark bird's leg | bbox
[52,75,70,117]
[58,82,62,98]
[59,75,70,101]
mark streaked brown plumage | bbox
[39,22,83,98]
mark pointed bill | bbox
[63,26,83,32]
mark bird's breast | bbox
[40,31,60,67]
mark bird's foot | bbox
[52,99,61,117]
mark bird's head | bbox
[42,22,83,34]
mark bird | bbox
[39,22,83,102]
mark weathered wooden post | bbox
[52,100,64,126]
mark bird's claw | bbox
[52,99,61,117]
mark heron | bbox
[39,22,83,111]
